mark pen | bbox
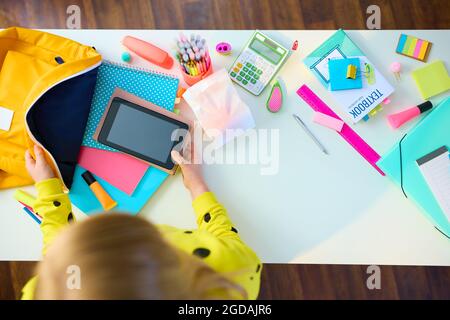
[292,113,328,155]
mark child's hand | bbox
[25,145,55,183]
[171,139,209,199]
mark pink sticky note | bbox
[413,39,423,58]
[312,111,344,132]
[78,147,149,195]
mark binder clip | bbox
[346,64,357,79]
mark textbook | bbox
[304,29,394,123]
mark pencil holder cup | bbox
[181,63,213,87]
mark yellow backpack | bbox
[0,27,101,189]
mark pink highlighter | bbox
[387,101,433,129]
[122,36,173,69]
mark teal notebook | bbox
[69,61,179,215]
[377,97,450,238]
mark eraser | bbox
[312,112,344,132]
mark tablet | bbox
[94,89,190,174]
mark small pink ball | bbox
[390,62,401,73]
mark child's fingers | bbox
[182,138,192,163]
[24,150,36,168]
[34,145,46,165]
[171,150,186,166]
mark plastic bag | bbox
[183,68,255,146]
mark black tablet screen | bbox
[98,97,189,169]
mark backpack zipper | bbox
[24,61,101,190]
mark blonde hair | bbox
[35,213,247,299]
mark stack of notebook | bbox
[303,29,394,123]
[69,61,179,215]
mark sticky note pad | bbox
[312,112,344,132]
[412,60,450,99]
[0,106,14,131]
[77,146,148,195]
[396,34,432,62]
[328,58,363,91]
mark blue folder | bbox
[377,97,450,238]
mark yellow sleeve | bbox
[192,192,261,299]
[33,178,74,255]
[21,178,74,300]
[21,276,37,300]
[192,192,241,239]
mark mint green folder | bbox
[377,97,450,238]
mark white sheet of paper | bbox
[0,106,14,131]
[417,146,450,221]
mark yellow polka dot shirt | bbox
[21,178,261,300]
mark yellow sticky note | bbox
[412,60,450,99]
[403,36,412,55]
[407,38,417,57]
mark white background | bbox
[1,30,449,265]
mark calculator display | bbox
[249,39,283,65]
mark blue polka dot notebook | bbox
[70,60,179,215]
[82,60,179,151]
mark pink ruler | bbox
[296,84,385,176]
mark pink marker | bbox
[387,101,433,129]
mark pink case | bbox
[122,36,173,69]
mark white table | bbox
[1,30,449,265]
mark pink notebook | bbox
[77,147,149,195]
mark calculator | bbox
[229,31,289,96]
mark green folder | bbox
[377,97,450,238]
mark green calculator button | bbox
[230,72,236,77]
[245,75,251,80]
[248,70,254,76]
[243,67,249,72]
[245,62,252,68]
[237,76,243,81]
[254,74,260,80]
[240,71,245,77]
[242,80,248,85]
[256,69,263,75]
[250,79,257,84]
[251,66,257,71]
